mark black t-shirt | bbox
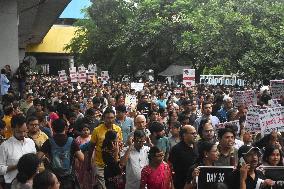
[228,169,265,189]
[169,141,198,189]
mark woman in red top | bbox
[140,146,173,189]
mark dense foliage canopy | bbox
[65,0,284,82]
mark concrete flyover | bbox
[0,0,71,71]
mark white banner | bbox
[200,75,245,86]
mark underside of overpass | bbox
[0,0,71,71]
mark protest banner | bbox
[270,80,284,99]
[183,69,195,87]
[245,106,261,133]
[101,71,109,82]
[259,107,284,135]
[197,166,233,189]
[78,66,86,73]
[200,75,246,86]
[78,72,87,83]
[131,83,144,92]
[69,67,77,83]
[233,90,257,107]
[125,95,137,110]
[88,64,97,72]
[58,70,68,84]
[87,72,96,82]
[216,120,240,133]
[261,166,284,181]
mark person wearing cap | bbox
[115,105,134,145]
[228,145,274,189]
[149,121,170,161]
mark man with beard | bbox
[229,145,274,189]
[0,115,36,188]
[148,121,170,161]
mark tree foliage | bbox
[65,0,284,82]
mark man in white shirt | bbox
[0,115,36,188]
[120,130,150,189]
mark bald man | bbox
[127,115,151,146]
[169,125,198,189]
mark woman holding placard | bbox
[184,141,219,189]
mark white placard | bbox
[233,90,257,107]
[131,83,144,92]
[270,80,284,99]
[183,69,195,87]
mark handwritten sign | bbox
[233,90,257,107]
[183,69,195,87]
[270,80,284,99]
[245,106,261,133]
[197,166,233,189]
[259,107,284,135]
[216,120,240,133]
[131,83,144,92]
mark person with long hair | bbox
[11,153,40,189]
[140,146,173,189]
[262,146,283,166]
[102,130,124,189]
[184,141,219,189]
[33,170,60,189]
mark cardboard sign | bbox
[101,71,109,81]
[197,166,233,189]
[183,69,195,87]
[58,70,68,84]
[78,66,86,73]
[125,95,137,109]
[233,90,257,107]
[78,72,87,83]
[270,80,284,99]
[131,83,144,92]
[70,73,77,83]
[260,107,284,135]
[245,106,261,133]
[216,120,240,133]
[88,64,97,72]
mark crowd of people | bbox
[0,63,284,189]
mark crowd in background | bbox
[0,63,284,189]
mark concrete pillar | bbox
[0,0,19,72]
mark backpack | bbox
[49,137,73,177]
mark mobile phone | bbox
[45,116,50,122]
[239,157,245,165]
